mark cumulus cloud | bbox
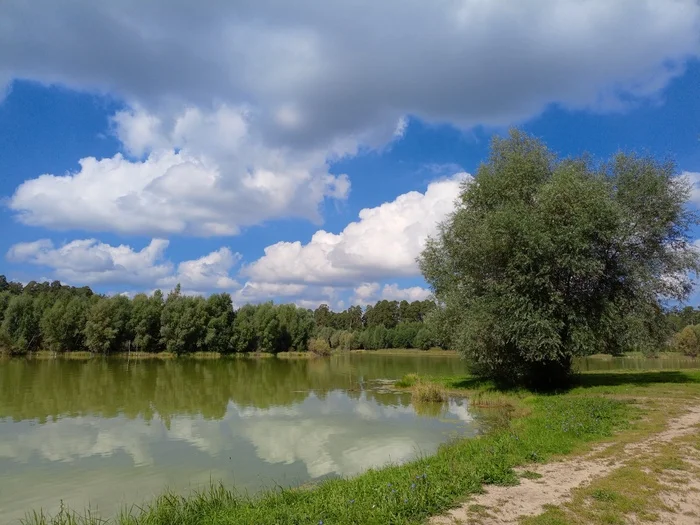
[1,1,698,141]
[3,1,699,236]
[7,238,172,286]
[6,238,240,291]
[5,235,432,307]
[243,174,467,285]
[351,282,431,306]
[9,106,351,236]
[683,171,700,205]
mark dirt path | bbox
[430,404,700,525]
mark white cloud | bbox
[2,1,698,139]
[683,171,700,205]
[351,282,431,306]
[379,283,432,302]
[243,174,468,285]
[7,238,172,287]
[6,238,240,291]
[3,1,699,236]
[160,248,240,292]
[10,106,351,236]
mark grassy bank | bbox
[31,370,700,525]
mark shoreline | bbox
[22,368,700,525]
[4,348,459,360]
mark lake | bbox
[0,354,473,522]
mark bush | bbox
[411,382,447,403]
[395,373,419,388]
[673,325,700,357]
[413,328,434,350]
[307,337,331,356]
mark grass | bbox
[24,384,635,525]
[411,382,447,403]
[395,373,420,388]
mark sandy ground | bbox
[430,404,700,525]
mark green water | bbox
[0,354,471,522]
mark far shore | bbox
[5,347,459,360]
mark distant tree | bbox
[253,302,282,353]
[365,300,399,328]
[391,322,421,349]
[130,291,164,353]
[85,296,130,354]
[0,291,11,324]
[413,327,435,350]
[420,130,699,387]
[277,304,314,352]
[41,296,89,352]
[231,304,258,353]
[0,295,41,353]
[313,304,332,328]
[346,305,363,330]
[204,293,235,353]
[160,286,208,355]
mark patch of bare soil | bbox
[430,405,700,525]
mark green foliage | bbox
[160,286,208,355]
[231,304,258,353]
[307,337,331,356]
[129,291,164,353]
[85,296,131,354]
[0,294,41,354]
[252,302,282,353]
[41,297,89,352]
[672,324,700,357]
[204,293,235,354]
[0,274,439,355]
[419,130,699,387]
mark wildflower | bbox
[411,483,416,489]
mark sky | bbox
[0,0,699,310]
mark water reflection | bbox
[0,355,472,522]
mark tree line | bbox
[0,276,441,355]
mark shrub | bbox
[673,325,700,357]
[395,373,419,388]
[411,382,446,403]
[307,337,331,356]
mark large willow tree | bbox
[419,130,699,388]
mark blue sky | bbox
[1,1,699,309]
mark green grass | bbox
[24,392,633,525]
[394,373,419,388]
[411,382,447,403]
